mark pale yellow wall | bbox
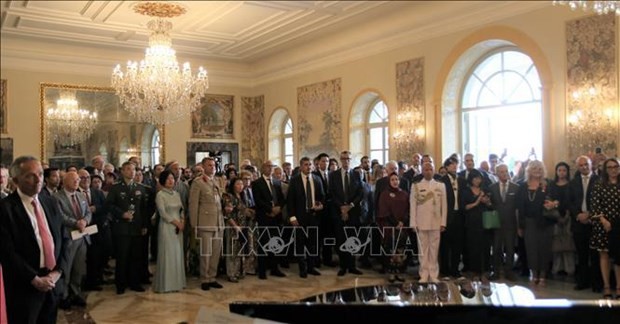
[2,5,618,170]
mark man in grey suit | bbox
[54,171,92,308]
[489,164,519,281]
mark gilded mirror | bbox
[40,83,165,169]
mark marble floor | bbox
[56,263,612,324]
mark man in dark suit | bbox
[77,169,108,291]
[105,161,149,294]
[40,167,60,199]
[0,155,71,324]
[402,152,422,185]
[287,157,325,278]
[569,155,602,292]
[54,170,92,309]
[312,153,335,267]
[439,157,466,277]
[489,163,519,280]
[458,153,492,190]
[329,150,364,276]
[252,160,287,279]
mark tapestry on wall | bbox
[297,78,342,159]
[395,57,425,161]
[566,14,617,159]
[191,94,234,139]
[0,79,6,134]
[241,95,265,167]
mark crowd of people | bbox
[0,149,618,323]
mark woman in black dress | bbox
[590,158,620,299]
[460,170,492,280]
[550,162,575,276]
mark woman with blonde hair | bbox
[516,160,559,286]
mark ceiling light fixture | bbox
[111,1,208,125]
[553,1,620,15]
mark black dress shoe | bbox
[299,272,308,278]
[59,298,72,310]
[271,270,286,277]
[209,281,223,289]
[201,283,211,290]
[349,268,363,275]
[280,262,290,269]
[308,268,321,276]
[337,269,347,276]
[116,287,126,295]
[130,285,145,292]
[72,296,87,307]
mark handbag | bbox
[482,210,501,229]
[542,208,561,223]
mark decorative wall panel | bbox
[297,78,342,158]
[566,14,618,159]
[241,95,265,166]
[395,57,425,161]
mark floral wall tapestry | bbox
[241,95,265,166]
[297,78,342,158]
[566,14,618,159]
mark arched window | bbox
[151,128,160,166]
[268,108,293,166]
[367,100,389,164]
[460,47,542,167]
[350,91,390,164]
[283,117,294,165]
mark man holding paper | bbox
[54,171,92,309]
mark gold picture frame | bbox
[40,83,165,168]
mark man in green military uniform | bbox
[105,161,149,294]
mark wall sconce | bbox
[393,107,425,160]
[567,84,618,158]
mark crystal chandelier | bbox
[47,90,97,146]
[553,1,620,15]
[111,2,208,125]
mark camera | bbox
[595,147,602,154]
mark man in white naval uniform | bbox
[410,162,447,283]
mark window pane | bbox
[284,118,293,134]
[473,52,501,82]
[369,127,384,150]
[370,150,384,165]
[463,77,483,109]
[284,137,293,155]
[503,51,532,75]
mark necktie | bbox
[32,200,56,270]
[268,179,277,203]
[344,170,350,202]
[71,194,81,219]
[501,182,507,202]
[581,176,589,211]
[84,190,91,205]
[306,175,313,210]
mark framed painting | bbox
[1,79,7,134]
[186,142,239,173]
[1,137,13,167]
[191,94,234,139]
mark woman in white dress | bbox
[153,170,186,293]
